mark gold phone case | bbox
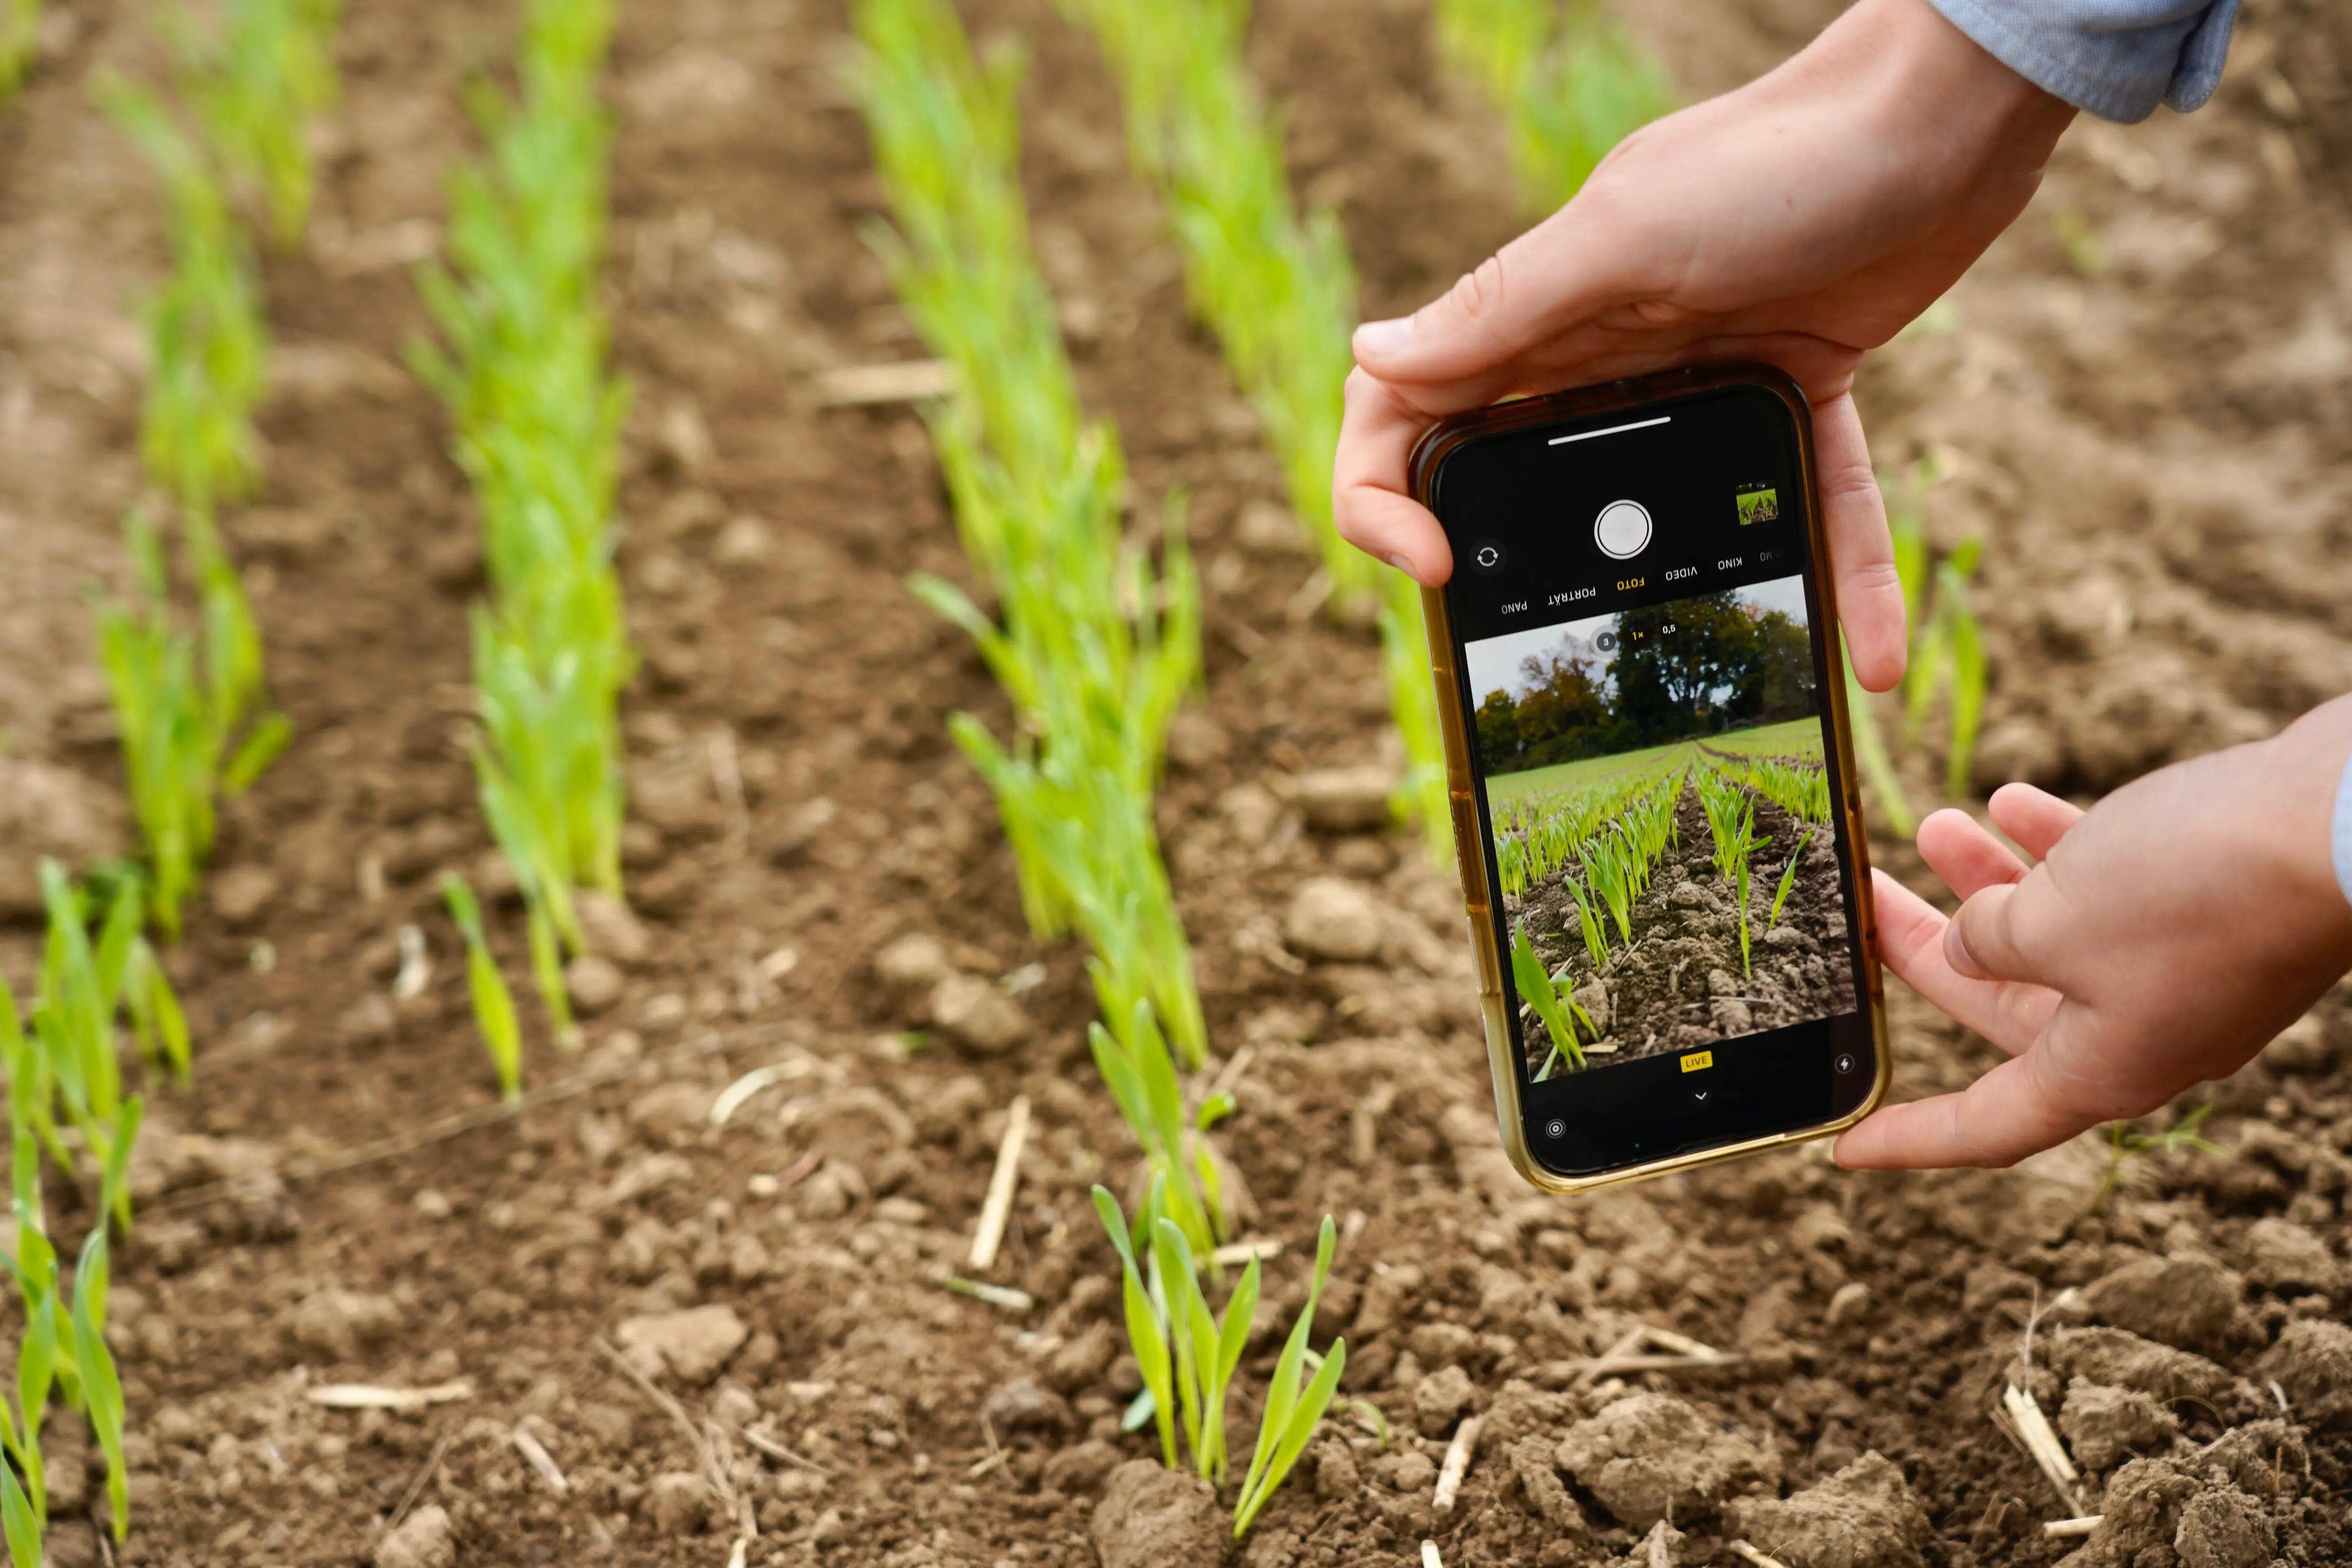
[1408,365,1891,1196]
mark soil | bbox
[1509,783,1854,1070]
[0,0,2349,1565]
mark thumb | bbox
[1351,200,1645,393]
[1943,877,2064,988]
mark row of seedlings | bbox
[94,0,341,939]
[413,0,631,1098]
[0,863,179,1560]
[1432,0,1674,215]
[849,0,1342,1535]
[1063,0,1451,855]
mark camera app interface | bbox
[1443,389,1860,1090]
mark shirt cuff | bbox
[2333,747,2352,911]
[1926,0,2241,123]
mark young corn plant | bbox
[1089,1000,1226,1255]
[95,512,289,939]
[413,0,632,1055]
[1766,827,1815,931]
[2093,1104,2225,1213]
[850,0,1208,1068]
[1435,0,1676,215]
[1062,0,1449,859]
[442,874,524,1105]
[1510,921,1590,1079]
[1,0,35,104]
[1092,1186,1345,1538]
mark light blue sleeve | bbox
[2334,756,2352,911]
[1925,0,2241,122]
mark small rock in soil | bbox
[2197,1418,2307,1496]
[1044,1321,1116,1394]
[1164,709,1227,771]
[1219,782,1284,846]
[289,1289,402,1361]
[1723,1451,1930,1568]
[41,1520,97,1568]
[2262,1012,2333,1074]
[1313,1438,1360,1499]
[873,932,954,992]
[373,1504,454,1568]
[2067,1456,2200,1568]
[2057,1378,2180,1471]
[209,864,280,928]
[616,1304,747,1385]
[1290,765,1395,832]
[1353,1264,1423,1337]
[2242,1217,2341,1295]
[981,1375,1070,1441]
[1090,1459,1227,1568]
[629,1081,717,1143]
[336,993,397,1050]
[1042,1439,1123,1496]
[1510,1436,1584,1530]
[1413,1362,1478,1437]
[2080,1254,2241,1354]
[2033,1326,2236,1404]
[565,954,626,1015]
[2173,1487,2275,1568]
[926,972,1030,1054]
[1283,876,1384,963]
[646,1471,714,1534]
[2256,1318,2352,1427]
[798,1162,867,1219]
[1375,1449,1437,1492]
[576,891,653,964]
[1557,1392,1778,1528]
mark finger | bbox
[1915,807,2030,902]
[1332,369,1454,584]
[1943,876,2066,987]
[1833,1036,2104,1169]
[1986,783,2085,862]
[1351,193,1650,392]
[1813,391,1904,692]
[1868,869,2057,1054]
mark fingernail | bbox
[1943,921,1986,979]
[1385,552,1416,579]
[1354,317,1412,358]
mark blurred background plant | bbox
[1064,0,1451,857]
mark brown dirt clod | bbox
[1089,1459,1228,1568]
[1722,1451,1931,1568]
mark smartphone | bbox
[1409,365,1889,1194]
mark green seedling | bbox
[1767,828,1815,931]
[1089,999,1225,1254]
[68,1231,129,1541]
[1510,922,1589,1080]
[1231,1212,1344,1537]
[1092,1189,1345,1536]
[442,874,523,1104]
[1,0,35,103]
[1562,876,1610,973]
[164,0,342,246]
[852,0,1207,1067]
[2093,1103,2225,1213]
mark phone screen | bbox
[1430,382,1877,1177]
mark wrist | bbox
[2255,697,2352,935]
[1808,0,2075,181]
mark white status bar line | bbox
[1548,415,1672,446]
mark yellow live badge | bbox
[1680,1051,1714,1074]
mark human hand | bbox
[1333,0,2075,692]
[1836,699,2352,1170]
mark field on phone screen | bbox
[1,0,2349,1564]
[1496,726,1851,1077]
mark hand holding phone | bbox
[1412,367,1887,1192]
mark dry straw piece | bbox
[1431,1414,1482,1514]
[1999,1383,2085,1515]
[968,1095,1031,1271]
